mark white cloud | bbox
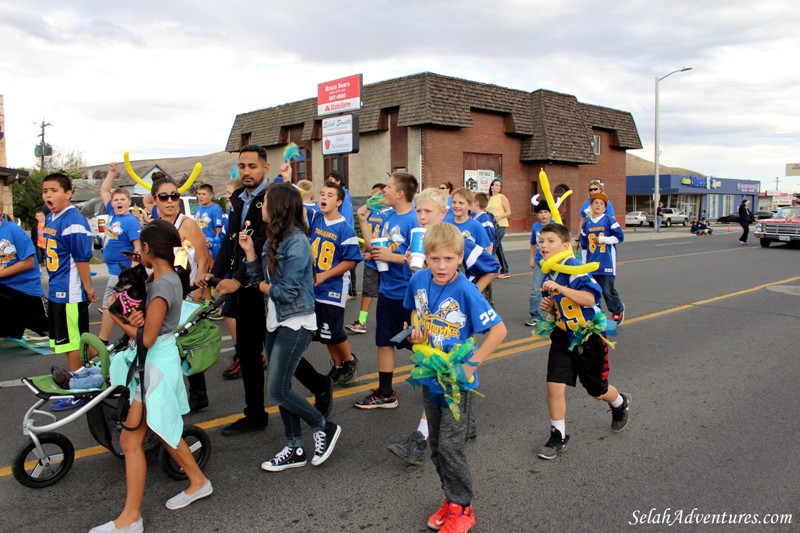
[2,0,799,191]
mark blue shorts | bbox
[375,294,412,350]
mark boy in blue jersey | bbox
[405,223,507,533]
[354,172,419,409]
[297,180,321,219]
[98,163,141,344]
[346,182,388,335]
[309,182,363,385]
[443,188,491,249]
[0,204,48,339]
[536,223,630,460]
[526,203,553,327]
[195,183,224,260]
[471,192,496,306]
[42,173,97,411]
[579,192,626,325]
[388,188,498,466]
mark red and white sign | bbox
[317,74,363,117]
[322,114,359,155]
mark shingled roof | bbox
[225,72,642,164]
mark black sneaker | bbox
[315,376,334,418]
[337,354,359,385]
[261,446,306,472]
[311,421,341,466]
[611,392,631,432]
[50,366,72,390]
[327,359,342,384]
[524,317,538,327]
[222,356,241,380]
[221,416,268,437]
[537,426,570,460]
[386,430,427,465]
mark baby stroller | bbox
[12,298,223,488]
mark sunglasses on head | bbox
[156,192,181,202]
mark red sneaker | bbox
[427,500,449,530]
[439,503,475,533]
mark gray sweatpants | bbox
[423,386,475,506]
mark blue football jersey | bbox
[541,257,603,332]
[379,208,418,300]
[194,203,224,241]
[0,218,43,297]
[474,211,496,247]
[580,214,625,275]
[309,212,363,307]
[44,206,94,303]
[443,214,491,249]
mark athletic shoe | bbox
[51,397,87,412]
[261,446,307,472]
[345,320,367,334]
[327,360,342,384]
[208,308,224,321]
[353,389,398,410]
[50,366,72,389]
[524,317,538,327]
[439,503,475,533]
[739,241,747,245]
[221,416,268,436]
[337,354,359,385]
[611,306,625,327]
[311,421,341,466]
[427,500,449,530]
[537,426,570,460]
[611,392,631,432]
[222,356,241,380]
[387,430,427,465]
[496,273,511,279]
[314,376,333,418]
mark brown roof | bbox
[225,72,642,164]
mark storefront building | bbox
[626,174,760,220]
[226,72,642,232]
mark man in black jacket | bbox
[205,145,331,436]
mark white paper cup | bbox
[408,228,426,271]
[372,237,390,272]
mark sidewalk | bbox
[502,226,696,251]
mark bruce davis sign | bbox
[322,114,359,155]
[317,74,363,117]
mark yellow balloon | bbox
[123,151,202,193]
[538,168,563,226]
[539,248,599,275]
[178,163,202,193]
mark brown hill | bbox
[626,153,704,177]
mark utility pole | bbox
[36,118,52,170]
[774,176,781,191]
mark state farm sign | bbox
[322,114,360,155]
[317,74,363,117]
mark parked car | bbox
[754,206,800,247]
[754,211,774,220]
[625,211,648,226]
[80,195,196,249]
[649,208,688,227]
[716,211,771,224]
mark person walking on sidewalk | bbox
[487,178,512,278]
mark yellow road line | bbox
[4,274,797,478]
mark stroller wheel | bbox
[13,432,75,488]
[160,425,212,480]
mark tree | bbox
[12,169,46,227]
[46,147,86,180]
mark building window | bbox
[323,155,349,183]
[591,135,601,155]
[290,147,310,182]
[240,133,251,148]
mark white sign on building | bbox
[464,169,494,193]
[786,163,800,176]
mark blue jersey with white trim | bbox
[542,257,603,332]
[443,212,492,249]
[473,211,496,247]
[44,206,94,303]
[308,212,363,307]
[401,229,498,283]
[579,214,625,275]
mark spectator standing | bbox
[486,178,511,278]
[30,210,47,264]
[737,199,754,245]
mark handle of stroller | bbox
[188,277,223,294]
[80,333,112,380]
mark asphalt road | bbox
[1,228,798,532]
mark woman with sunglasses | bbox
[487,178,512,278]
[578,180,616,222]
[439,182,454,210]
[151,176,211,413]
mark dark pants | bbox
[593,274,624,315]
[494,226,510,274]
[424,386,475,506]
[739,221,750,243]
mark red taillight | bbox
[98,219,106,233]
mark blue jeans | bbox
[593,274,624,315]
[656,216,663,232]
[70,367,104,389]
[529,263,545,318]
[495,227,510,274]
[265,327,324,448]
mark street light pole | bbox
[654,67,691,231]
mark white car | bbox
[625,211,648,227]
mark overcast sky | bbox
[2,1,799,191]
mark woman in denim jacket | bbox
[240,183,342,471]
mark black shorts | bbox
[546,327,609,397]
[0,284,48,338]
[221,291,237,319]
[314,301,347,345]
[375,294,412,350]
[362,266,380,298]
[48,301,90,354]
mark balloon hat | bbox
[124,151,202,193]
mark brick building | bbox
[225,72,642,232]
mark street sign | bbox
[317,74,363,117]
[786,163,800,176]
[322,114,359,155]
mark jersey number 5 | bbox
[45,238,59,272]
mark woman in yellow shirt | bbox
[486,178,512,278]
